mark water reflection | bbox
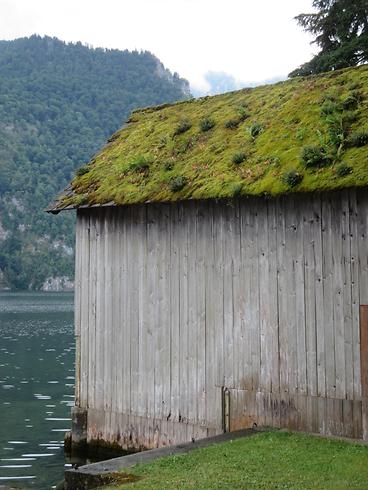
[0,292,74,489]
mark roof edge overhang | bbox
[45,185,368,215]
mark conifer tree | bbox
[290,0,368,77]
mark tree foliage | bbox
[0,35,190,290]
[290,0,368,77]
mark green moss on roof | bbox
[52,65,368,210]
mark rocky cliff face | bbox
[41,276,74,292]
[0,270,9,291]
[0,220,8,241]
[0,220,9,290]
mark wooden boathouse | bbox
[49,64,368,450]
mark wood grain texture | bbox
[75,188,368,449]
[360,305,368,440]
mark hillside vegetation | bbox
[55,64,368,210]
[0,35,190,289]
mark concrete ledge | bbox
[65,428,260,489]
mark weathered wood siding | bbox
[74,189,368,449]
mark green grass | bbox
[104,431,368,489]
[54,65,368,211]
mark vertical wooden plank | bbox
[104,208,113,411]
[310,196,326,433]
[321,196,337,435]
[286,197,298,397]
[170,204,180,423]
[113,211,120,415]
[88,211,97,409]
[117,208,126,414]
[258,199,271,395]
[96,209,106,411]
[267,201,280,397]
[341,192,354,402]
[231,202,242,392]
[213,203,224,389]
[357,188,368,306]
[77,212,90,407]
[137,205,151,417]
[223,203,235,390]
[187,202,197,425]
[303,199,318,398]
[279,196,299,429]
[161,204,171,422]
[129,206,139,417]
[312,196,326,399]
[74,212,81,406]
[360,305,368,440]
[239,200,253,392]
[204,202,218,429]
[196,203,207,427]
[119,208,126,416]
[118,207,125,414]
[267,200,280,429]
[74,213,81,407]
[74,213,82,338]
[249,203,261,393]
[277,197,288,400]
[350,190,362,401]
[295,198,307,399]
[111,208,118,412]
[179,202,189,425]
[351,400,362,438]
[151,204,163,422]
[331,195,346,400]
[342,399,353,437]
[137,205,148,418]
[212,203,225,431]
[321,196,336,401]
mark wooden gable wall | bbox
[74,188,368,450]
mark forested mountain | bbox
[0,35,190,290]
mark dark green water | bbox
[0,292,75,489]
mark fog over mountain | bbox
[192,71,286,97]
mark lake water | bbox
[0,292,75,489]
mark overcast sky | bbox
[0,0,317,92]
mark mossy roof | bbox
[49,64,368,212]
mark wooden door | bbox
[360,305,368,440]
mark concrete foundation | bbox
[71,407,88,453]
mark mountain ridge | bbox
[0,35,190,289]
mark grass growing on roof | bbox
[104,431,368,489]
[55,64,368,210]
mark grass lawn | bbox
[104,431,368,489]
